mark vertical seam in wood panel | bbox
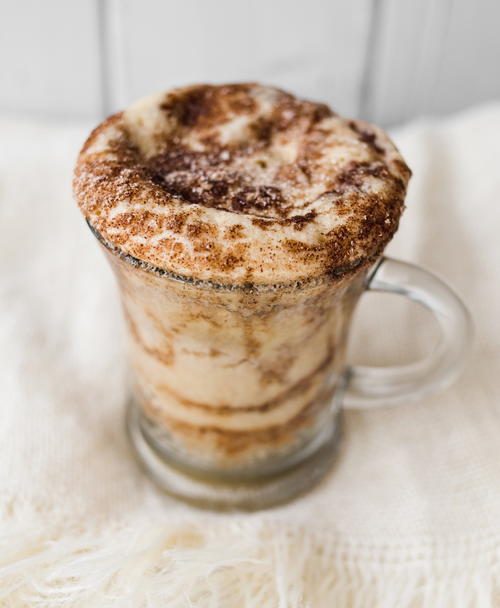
[105,0,129,114]
[426,0,455,113]
[96,0,111,117]
[359,0,383,121]
[407,0,435,118]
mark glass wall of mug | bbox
[105,247,369,481]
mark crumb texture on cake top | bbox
[74,83,411,284]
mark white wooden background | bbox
[1,0,499,125]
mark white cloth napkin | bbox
[1,105,500,607]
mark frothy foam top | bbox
[74,83,411,284]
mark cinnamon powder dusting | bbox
[73,83,411,285]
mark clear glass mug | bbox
[91,224,472,510]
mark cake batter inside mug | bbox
[74,84,471,509]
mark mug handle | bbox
[344,257,473,409]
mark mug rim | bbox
[87,220,372,292]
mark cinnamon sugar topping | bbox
[73,83,411,284]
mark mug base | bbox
[126,398,342,511]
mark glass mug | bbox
[90,224,471,510]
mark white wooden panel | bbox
[364,0,452,125]
[106,0,372,117]
[431,0,500,115]
[0,0,101,119]
[366,0,500,125]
